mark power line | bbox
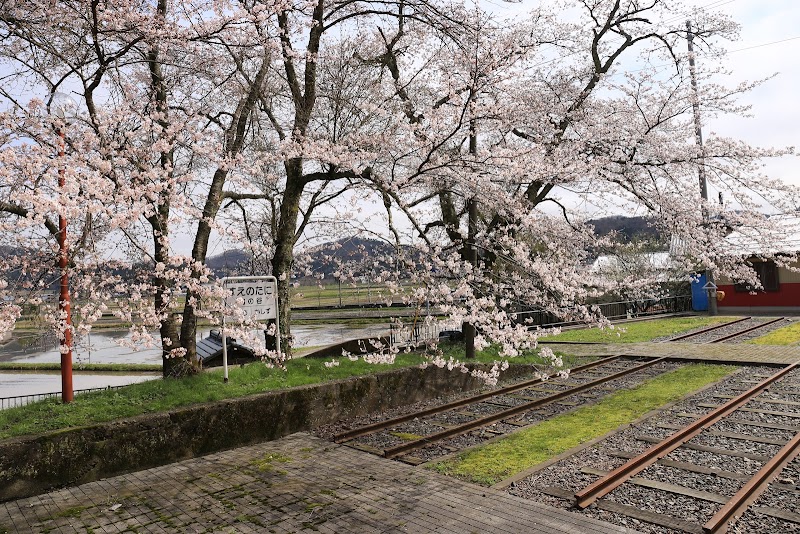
[725,34,800,54]
[603,33,800,79]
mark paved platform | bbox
[546,341,800,365]
[0,432,638,534]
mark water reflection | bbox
[0,323,389,365]
[0,372,159,401]
[0,323,389,399]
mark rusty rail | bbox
[333,356,620,443]
[709,317,785,344]
[704,430,800,533]
[666,317,751,342]
[574,362,799,509]
[382,357,668,459]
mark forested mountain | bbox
[588,216,664,244]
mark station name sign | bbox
[223,277,278,321]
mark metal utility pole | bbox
[50,92,76,403]
[57,120,74,402]
[687,21,718,316]
[464,120,478,359]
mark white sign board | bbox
[702,281,718,291]
[220,275,281,383]
[223,277,277,321]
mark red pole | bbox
[58,128,73,403]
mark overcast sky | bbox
[695,0,799,186]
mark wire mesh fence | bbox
[0,384,127,411]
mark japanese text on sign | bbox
[223,278,277,321]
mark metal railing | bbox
[513,295,692,328]
[389,321,447,347]
[0,384,128,411]
[388,295,692,347]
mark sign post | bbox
[702,280,718,317]
[221,276,280,383]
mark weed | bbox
[389,431,423,441]
[55,506,87,519]
[250,452,292,473]
[304,502,328,513]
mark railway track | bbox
[529,363,800,533]
[333,356,680,464]
[666,317,787,344]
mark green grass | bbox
[546,316,733,343]
[0,341,570,440]
[0,354,426,439]
[746,321,800,346]
[429,363,736,486]
[0,363,162,372]
[390,431,424,440]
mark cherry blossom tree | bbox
[1,0,797,380]
[0,0,279,375]
[344,0,799,362]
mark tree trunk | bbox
[270,163,305,357]
[148,211,184,377]
[180,168,228,363]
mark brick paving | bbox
[0,432,638,534]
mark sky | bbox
[691,0,799,186]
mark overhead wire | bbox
[603,33,800,79]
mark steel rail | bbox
[703,430,800,533]
[334,356,621,443]
[666,317,751,342]
[575,362,800,509]
[709,317,785,344]
[382,357,669,460]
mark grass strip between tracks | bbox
[547,316,732,343]
[428,363,736,486]
[746,321,800,345]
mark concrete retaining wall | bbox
[0,363,534,502]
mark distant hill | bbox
[303,237,400,280]
[205,237,401,280]
[204,219,664,280]
[588,215,663,243]
[205,249,252,276]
